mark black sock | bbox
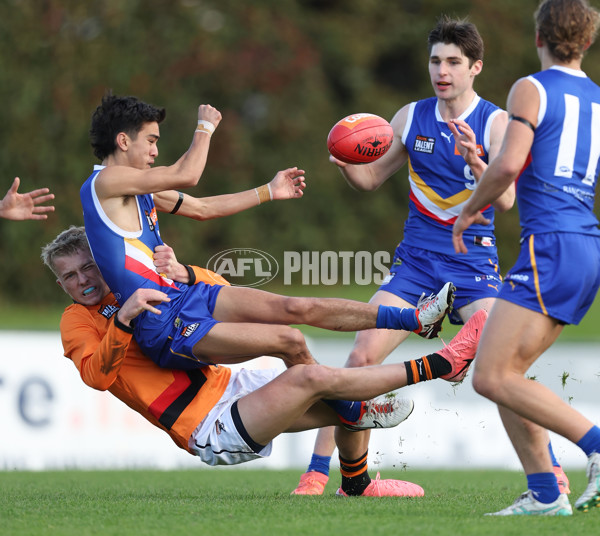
[404,352,451,385]
[340,451,371,496]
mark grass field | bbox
[1,469,598,535]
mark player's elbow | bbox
[493,192,515,213]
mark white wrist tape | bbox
[195,120,216,136]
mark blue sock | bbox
[527,472,560,503]
[576,425,600,456]
[321,399,362,422]
[548,441,560,467]
[307,454,331,476]
[376,305,418,331]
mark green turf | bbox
[0,469,597,535]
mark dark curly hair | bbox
[89,93,166,161]
[427,15,484,67]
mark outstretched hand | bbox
[0,177,55,220]
[268,167,307,200]
[448,119,480,167]
[452,210,490,254]
[117,288,171,327]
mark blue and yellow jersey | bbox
[401,95,503,257]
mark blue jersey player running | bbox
[454,0,600,517]
[293,16,568,497]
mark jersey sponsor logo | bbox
[144,209,156,231]
[454,144,484,157]
[474,274,502,285]
[413,135,435,154]
[181,323,200,338]
[474,236,495,247]
[441,131,453,143]
[98,304,120,319]
[505,273,529,282]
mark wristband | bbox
[170,191,184,214]
[195,120,216,136]
[114,313,134,334]
[183,264,196,285]
[254,184,272,204]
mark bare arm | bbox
[153,167,306,220]
[0,177,55,220]
[448,111,515,213]
[334,106,410,192]
[94,104,222,201]
[453,78,538,253]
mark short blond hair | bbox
[41,226,90,277]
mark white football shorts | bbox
[188,367,279,466]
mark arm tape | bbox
[170,191,184,214]
[509,114,536,132]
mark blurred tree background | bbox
[1,0,599,308]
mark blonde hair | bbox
[535,0,600,61]
[41,226,90,277]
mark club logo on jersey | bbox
[474,236,495,247]
[181,322,200,337]
[413,135,435,154]
[98,304,120,319]
[144,208,158,231]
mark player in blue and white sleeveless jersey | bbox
[293,16,567,498]
[454,0,600,516]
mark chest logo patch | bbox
[413,135,435,154]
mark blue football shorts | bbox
[380,242,502,324]
[499,232,600,325]
[135,282,224,369]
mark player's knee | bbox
[472,370,499,401]
[296,364,340,395]
[345,348,376,368]
[282,296,314,323]
[280,326,308,352]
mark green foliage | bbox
[2,1,600,307]
[0,469,597,535]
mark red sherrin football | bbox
[327,113,394,164]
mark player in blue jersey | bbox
[79,92,477,496]
[453,0,600,516]
[293,16,568,497]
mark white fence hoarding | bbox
[1,331,598,472]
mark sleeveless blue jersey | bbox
[80,165,184,306]
[516,66,600,237]
[402,95,503,257]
